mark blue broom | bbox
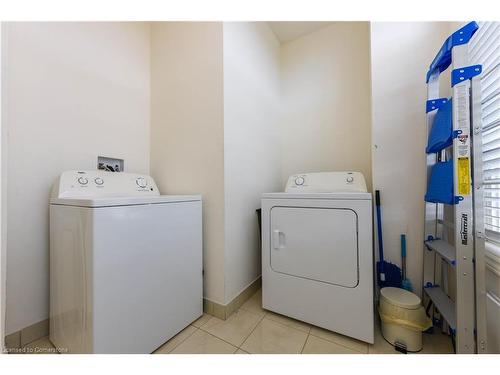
[375,190,402,288]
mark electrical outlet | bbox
[98,156,124,172]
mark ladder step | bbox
[424,286,456,330]
[424,239,456,265]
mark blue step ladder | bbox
[423,21,488,354]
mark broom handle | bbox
[401,234,407,279]
[375,190,384,271]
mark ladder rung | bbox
[424,239,456,265]
[424,286,456,330]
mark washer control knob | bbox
[95,177,104,185]
[295,177,305,186]
[77,177,88,185]
[136,177,147,188]
[346,176,354,183]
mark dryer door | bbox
[269,206,359,287]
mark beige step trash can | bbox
[378,287,433,353]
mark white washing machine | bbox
[261,171,374,343]
[49,170,202,353]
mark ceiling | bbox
[267,22,334,44]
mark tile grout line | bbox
[234,313,264,348]
[194,313,253,349]
[238,311,311,354]
[173,292,264,354]
[237,310,267,352]
[240,313,310,354]
[300,334,310,354]
[199,329,240,351]
[164,326,199,353]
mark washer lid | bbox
[50,195,201,207]
[380,287,421,309]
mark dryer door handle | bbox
[272,229,285,249]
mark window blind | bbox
[469,22,500,264]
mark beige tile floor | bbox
[19,289,454,354]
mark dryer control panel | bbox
[51,170,160,198]
[285,171,367,193]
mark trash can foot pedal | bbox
[394,342,407,354]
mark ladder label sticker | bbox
[457,85,469,131]
[455,85,471,158]
[457,134,469,156]
[460,213,468,245]
[457,157,471,195]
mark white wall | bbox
[370,22,451,297]
[223,22,282,303]
[150,22,226,304]
[3,22,151,334]
[279,22,372,190]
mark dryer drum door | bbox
[269,206,359,288]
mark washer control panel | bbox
[285,171,367,193]
[52,170,160,198]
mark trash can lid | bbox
[380,287,421,309]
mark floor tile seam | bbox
[199,329,241,351]
[165,326,200,353]
[299,334,311,354]
[238,312,267,351]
